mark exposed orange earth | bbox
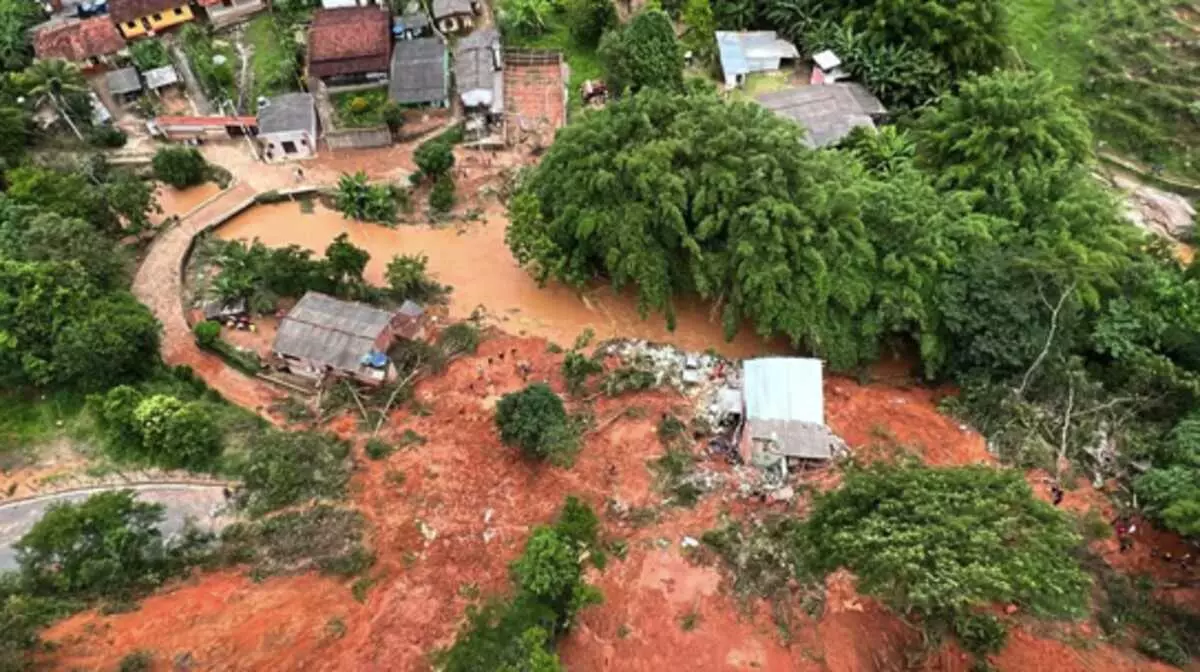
[41,336,1188,672]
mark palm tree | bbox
[22,59,87,140]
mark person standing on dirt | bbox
[1115,518,1134,553]
[1050,482,1064,506]
[294,166,305,183]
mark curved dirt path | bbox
[0,482,233,570]
[133,182,283,419]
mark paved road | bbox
[132,182,284,420]
[0,484,233,570]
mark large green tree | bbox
[0,260,160,390]
[16,490,173,599]
[598,10,684,94]
[507,88,986,370]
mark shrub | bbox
[494,384,572,461]
[382,102,406,130]
[438,322,481,356]
[130,39,170,70]
[414,138,454,180]
[385,253,449,304]
[133,394,222,470]
[364,438,394,460]
[240,431,351,515]
[953,612,1007,656]
[334,171,397,224]
[87,125,127,148]
[348,96,370,113]
[430,174,456,213]
[194,320,221,348]
[152,146,207,189]
[118,650,153,672]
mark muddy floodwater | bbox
[215,201,784,358]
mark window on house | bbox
[152,12,162,20]
[126,21,137,27]
[173,7,183,14]
[281,140,297,154]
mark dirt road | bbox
[133,182,282,418]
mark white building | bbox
[319,0,378,8]
[256,93,318,163]
[715,31,800,89]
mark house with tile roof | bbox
[307,7,391,88]
[32,16,125,66]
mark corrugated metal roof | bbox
[106,67,141,95]
[716,31,798,78]
[142,64,178,90]
[743,357,824,425]
[258,93,315,135]
[272,292,394,372]
[755,83,886,147]
[388,37,448,105]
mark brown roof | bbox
[307,7,390,78]
[109,0,187,23]
[33,17,125,62]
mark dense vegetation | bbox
[705,464,1090,661]
[509,69,1200,543]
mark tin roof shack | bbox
[740,357,842,474]
[716,30,799,89]
[142,64,179,93]
[755,83,886,148]
[388,36,448,106]
[307,7,391,88]
[105,66,142,103]
[272,292,403,386]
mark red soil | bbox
[38,335,1193,671]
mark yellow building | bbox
[109,0,195,38]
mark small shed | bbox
[394,300,426,339]
[810,49,847,84]
[755,83,887,148]
[741,357,838,463]
[105,66,142,102]
[256,92,318,162]
[142,64,179,92]
[272,292,401,385]
[432,0,478,33]
[388,36,448,106]
[715,31,799,89]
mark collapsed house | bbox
[454,28,503,137]
[272,292,413,386]
[755,83,887,148]
[737,357,842,473]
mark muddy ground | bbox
[39,334,1193,672]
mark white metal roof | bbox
[743,357,824,425]
[812,49,841,71]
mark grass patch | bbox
[505,14,602,114]
[246,14,300,101]
[1009,0,1200,178]
[332,88,389,128]
[179,24,238,102]
[0,389,90,456]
